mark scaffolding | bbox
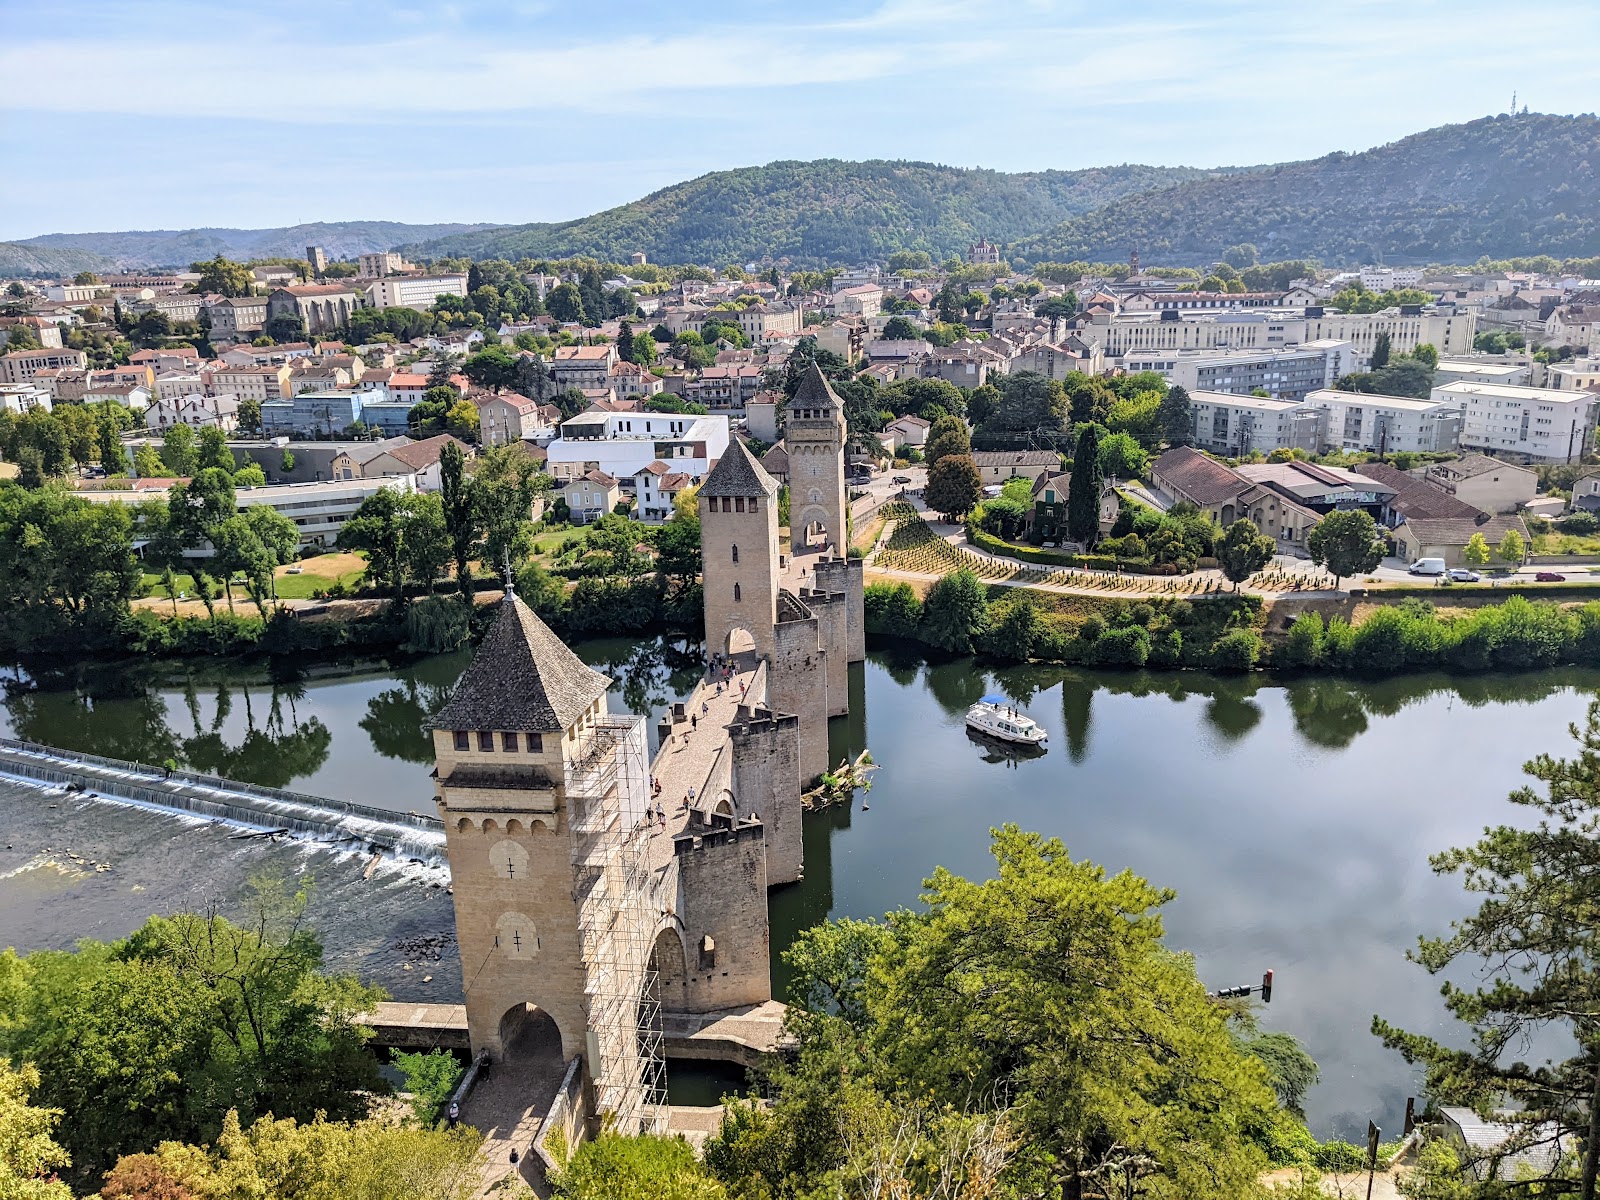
[565,713,669,1135]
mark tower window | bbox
[453,730,470,751]
[750,498,759,513]
[734,583,742,602]
[731,544,739,564]
[478,730,494,752]
[528,733,543,753]
[735,497,745,512]
[502,731,519,752]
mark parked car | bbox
[1407,557,1447,576]
[892,475,912,484]
[1536,571,1567,582]
[1447,568,1481,583]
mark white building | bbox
[237,477,418,550]
[1359,266,1425,291]
[154,371,207,401]
[144,393,240,432]
[833,285,883,318]
[0,347,89,385]
[1121,342,1354,401]
[365,274,469,312]
[1433,359,1533,388]
[1302,389,1463,454]
[1186,392,1318,457]
[1077,304,1474,363]
[1437,380,1600,464]
[0,382,52,414]
[358,251,412,278]
[545,410,730,483]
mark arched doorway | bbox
[497,1002,564,1066]
[726,627,756,655]
[796,505,831,550]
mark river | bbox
[3,641,1597,1141]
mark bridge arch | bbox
[650,925,689,1010]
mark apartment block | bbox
[1438,380,1599,464]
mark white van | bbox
[1408,557,1447,576]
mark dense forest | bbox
[1023,113,1600,265]
[403,160,1222,265]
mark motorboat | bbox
[965,696,1048,749]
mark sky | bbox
[3,0,1598,239]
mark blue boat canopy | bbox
[980,695,1008,705]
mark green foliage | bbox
[863,581,922,639]
[552,1132,727,1199]
[409,161,1217,266]
[1216,518,1276,588]
[1462,531,1491,566]
[924,453,981,519]
[1021,113,1600,264]
[1329,283,1436,314]
[189,255,255,297]
[1096,429,1149,479]
[100,1110,481,1200]
[1307,508,1385,587]
[1210,628,1263,671]
[919,568,989,653]
[0,883,385,1176]
[1067,424,1103,544]
[392,1050,461,1127]
[462,344,518,392]
[0,1061,72,1200]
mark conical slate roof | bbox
[792,362,843,410]
[429,594,609,734]
[698,437,779,498]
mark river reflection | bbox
[4,643,1599,1140]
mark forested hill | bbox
[1021,113,1600,266]
[12,221,505,271]
[0,242,116,277]
[403,160,1223,266]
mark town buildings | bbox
[545,409,730,484]
[1438,380,1600,463]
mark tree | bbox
[1374,702,1600,1200]
[102,1110,481,1200]
[189,256,254,298]
[1222,243,1260,268]
[1067,424,1103,546]
[338,486,408,599]
[0,886,384,1177]
[1217,518,1276,590]
[237,397,262,436]
[392,1050,460,1127]
[630,331,658,366]
[924,454,981,520]
[1413,341,1440,369]
[439,441,478,604]
[399,492,451,596]
[462,345,517,393]
[196,424,233,474]
[1498,526,1527,566]
[1157,383,1193,446]
[880,315,920,341]
[473,444,543,579]
[923,415,971,466]
[1462,531,1491,566]
[553,1131,726,1200]
[1307,508,1385,590]
[1370,331,1392,369]
[1095,430,1149,479]
[546,282,587,325]
[233,463,266,488]
[919,568,989,653]
[0,1061,72,1200]
[160,424,199,477]
[262,313,305,343]
[863,826,1277,1199]
[134,444,165,478]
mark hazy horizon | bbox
[4,0,1598,240]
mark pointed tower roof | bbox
[429,594,609,733]
[699,437,779,498]
[791,362,843,410]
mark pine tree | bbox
[1067,424,1102,546]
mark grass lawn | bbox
[140,552,368,601]
[1532,532,1600,556]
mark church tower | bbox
[784,363,848,555]
[698,438,781,659]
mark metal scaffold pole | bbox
[565,715,668,1135]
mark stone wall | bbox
[444,813,591,1062]
[674,821,772,1010]
[805,588,851,719]
[730,708,803,886]
[700,489,780,658]
[769,609,831,784]
[814,555,866,662]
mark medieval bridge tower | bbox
[784,363,849,555]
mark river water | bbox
[3,641,1596,1141]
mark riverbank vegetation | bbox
[547,826,1327,1200]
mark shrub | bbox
[1280,612,1324,668]
[1558,510,1599,535]
[1314,1139,1366,1173]
[1087,624,1150,667]
[864,581,922,638]
[1210,628,1261,671]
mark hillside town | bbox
[4,244,1600,578]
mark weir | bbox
[0,737,447,866]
